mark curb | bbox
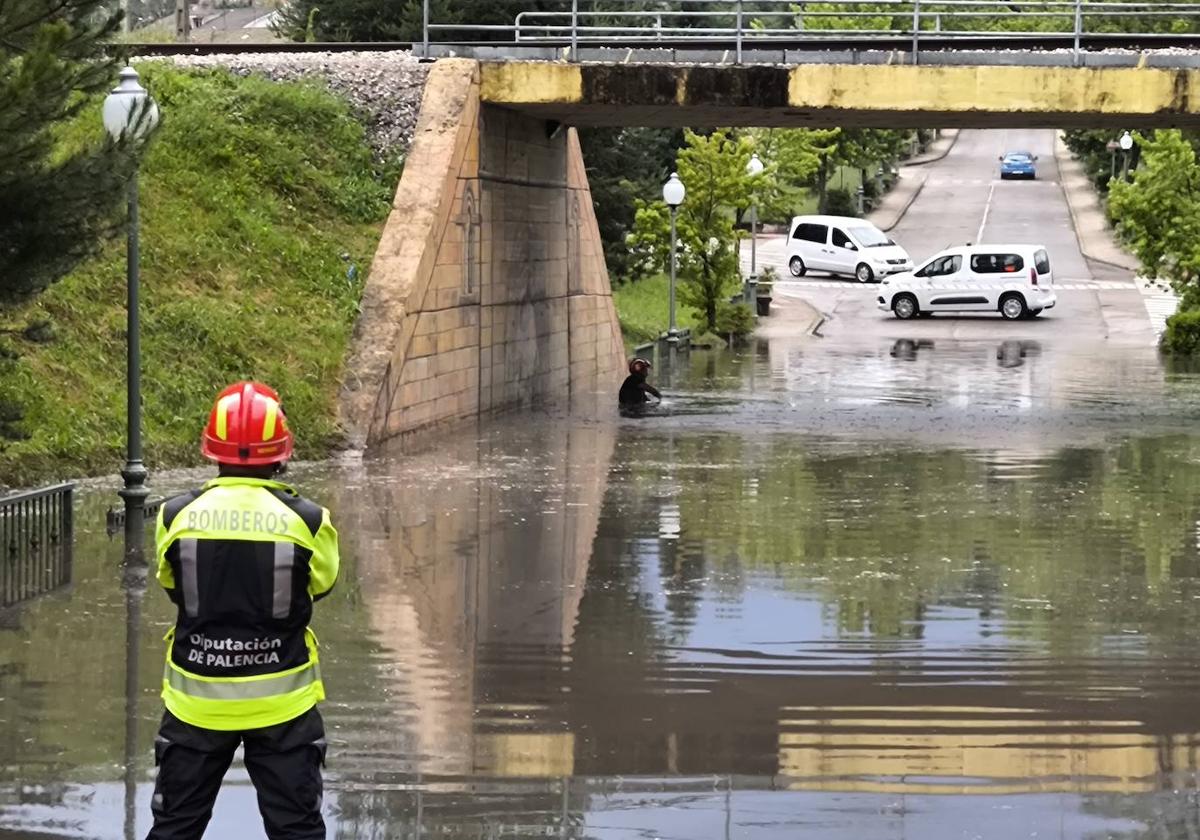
[871,130,959,233]
[1053,131,1141,273]
[902,128,962,168]
[757,294,826,339]
[876,174,927,233]
[793,297,827,336]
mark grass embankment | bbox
[611,275,703,349]
[0,65,396,486]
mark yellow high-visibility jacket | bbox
[155,476,339,731]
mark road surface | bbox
[746,128,1154,346]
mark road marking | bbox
[773,279,1136,291]
[1137,276,1179,342]
[976,182,996,243]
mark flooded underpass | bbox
[7,336,1200,839]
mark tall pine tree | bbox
[0,0,138,303]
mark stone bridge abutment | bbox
[340,59,623,449]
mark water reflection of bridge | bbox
[328,420,1200,808]
[330,421,613,784]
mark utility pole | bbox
[175,0,191,41]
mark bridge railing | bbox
[421,0,1200,64]
[0,482,74,610]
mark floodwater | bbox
[7,337,1200,839]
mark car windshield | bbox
[848,226,892,247]
[1004,153,1032,162]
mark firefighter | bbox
[619,357,662,409]
[146,381,339,840]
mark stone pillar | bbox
[339,60,622,450]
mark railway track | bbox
[115,32,1200,57]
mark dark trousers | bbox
[146,707,327,840]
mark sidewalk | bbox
[1053,132,1140,272]
[869,130,961,232]
[905,129,962,168]
[1053,131,1178,341]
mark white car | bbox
[787,215,914,283]
[877,244,1057,320]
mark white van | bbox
[786,215,913,283]
[877,243,1057,320]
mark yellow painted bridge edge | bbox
[480,62,583,104]
[787,64,1200,116]
[479,60,1200,117]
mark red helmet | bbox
[629,357,652,374]
[200,381,294,466]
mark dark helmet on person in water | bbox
[629,358,652,375]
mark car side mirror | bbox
[1034,155,1040,161]
[846,242,857,251]
[998,155,1004,161]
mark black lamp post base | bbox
[119,462,150,567]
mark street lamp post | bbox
[662,173,686,349]
[103,67,159,568]
[745,153,764,308]
[1119,130,1134,181]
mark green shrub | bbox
[690,331,726,349]
[612,273,702,348]
[1162,308,1200,355]
[825,187,858,217]
[756,265,777,297]
[715,301,755,340]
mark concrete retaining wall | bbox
[340,59,623,449]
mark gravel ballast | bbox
[163,51,430,160]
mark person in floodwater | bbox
[146,381,339,840]
[619,357,662,410]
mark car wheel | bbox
[999,293,1028,320]
[789,256,807,277]
[892,293,918,320]
[855,263,874,283]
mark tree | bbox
[741,127,831,222]
[627,130,753,332]
[0,0,140,305]
[1108,130,1200,303]
[276,0,437,41]
[580,127,685,283]
[789,2,902,32]
[275,0,554,43]
[808,128,909,213]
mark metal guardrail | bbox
[421,0,1200,65]
[106,496,165,538]
[0,483,74,610]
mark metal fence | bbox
[0,483,74,610]
[422,0,1200,64]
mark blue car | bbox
[999,151,1038,179]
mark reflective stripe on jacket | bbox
[155,476,339,731]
